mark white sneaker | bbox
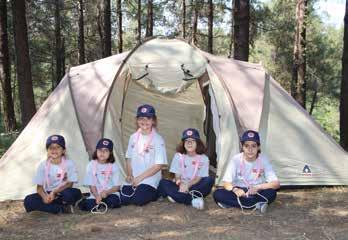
[256,202,268,213]
[191,197,204,210]
[167,196,177,203]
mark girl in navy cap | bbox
[78,138,122,212]
[213,130,280,213]
[158,128,214,210]
[120,104,168,206]
[24,135,82,214]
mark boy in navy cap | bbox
[213,130,280,213]
[24,135,81,214]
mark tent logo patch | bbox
[141,107,147,113]
[301,164,320,176]
[303,165,311,173]
[187,130,193,136]
[51,136,58,141]
[103,140,109,146]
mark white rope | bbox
[189,190,203,199]
[120,185,137,198]
[237,192,269,214]
[91,202,108,214]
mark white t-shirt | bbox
[222,153,278,188]
[84,160,122,198]
[126,130,168,189]
[170,153,209,181]
[33,158,78,192]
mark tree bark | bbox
[11,0,36,127]
[116,0,123,53]
[340,0,348,151]
[137,0,141,44]
[0,0,16,131]
[229,1,233,57]
[54,0,64,88]
[182,0,186,39]
[103,0,111,57]
[191,0,198,45]
[145,0,153,37]
[291,0,307,109]
[78,0,86,64]
[207,0,213,53]
[233,0,250,61]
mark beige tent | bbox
[1,38,347,201]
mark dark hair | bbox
[135,116,158,129]
[240,141,261,156]
[92,149,115,163]
[176,139,207,155]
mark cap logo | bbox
[247,132,255,138]
[141,107,147,113]
[51,136,58,141]
[187,130,193,136]
[103,140,109,146]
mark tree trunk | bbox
[233,0,250,61]
[191,0,198,45]
[291,0,307,109]
[116,0,123,53]
[182,0,186,39]
[54,0,64,88]
[340,0,348,151]
[0,0,16,131]
[229,1,233,57]
[145,0,153,37]
[97,3,103,56]
[11,0,36,127]
[78,0,86,64]
[137,0,141,44]
[207,0,213,53]
[103,0,111,57]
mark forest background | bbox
[0,0,346,155]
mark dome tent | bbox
[0,38,347,201]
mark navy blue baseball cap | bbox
[46,135,66,149]
[182,128,201,141]
[136,104,156,118]
[96,138,113,151]
[240,130,260,144]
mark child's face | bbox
[137,117,154,132]
[47,143,65,160]
[242,141,259,161]
[96,148,111,163]
[184,138,197,154]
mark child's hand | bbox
[175,179,181,186]
[42,194,51,204]
[46,192,56,203]
[246,185,259,196]
[233,187,246,197]
[126,175,134,183]
[100,191,108,199]
[179,182,189,193]
[96,195,102,204]
[132,176,141,187]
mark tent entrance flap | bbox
[120,78,207,165]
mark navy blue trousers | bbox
[24,188,82,214]
[120,184,158,206]
[78,194,121,211]
[213,187,277,209]
[158,176,214,205]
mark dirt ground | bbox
[0,187,347,240]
